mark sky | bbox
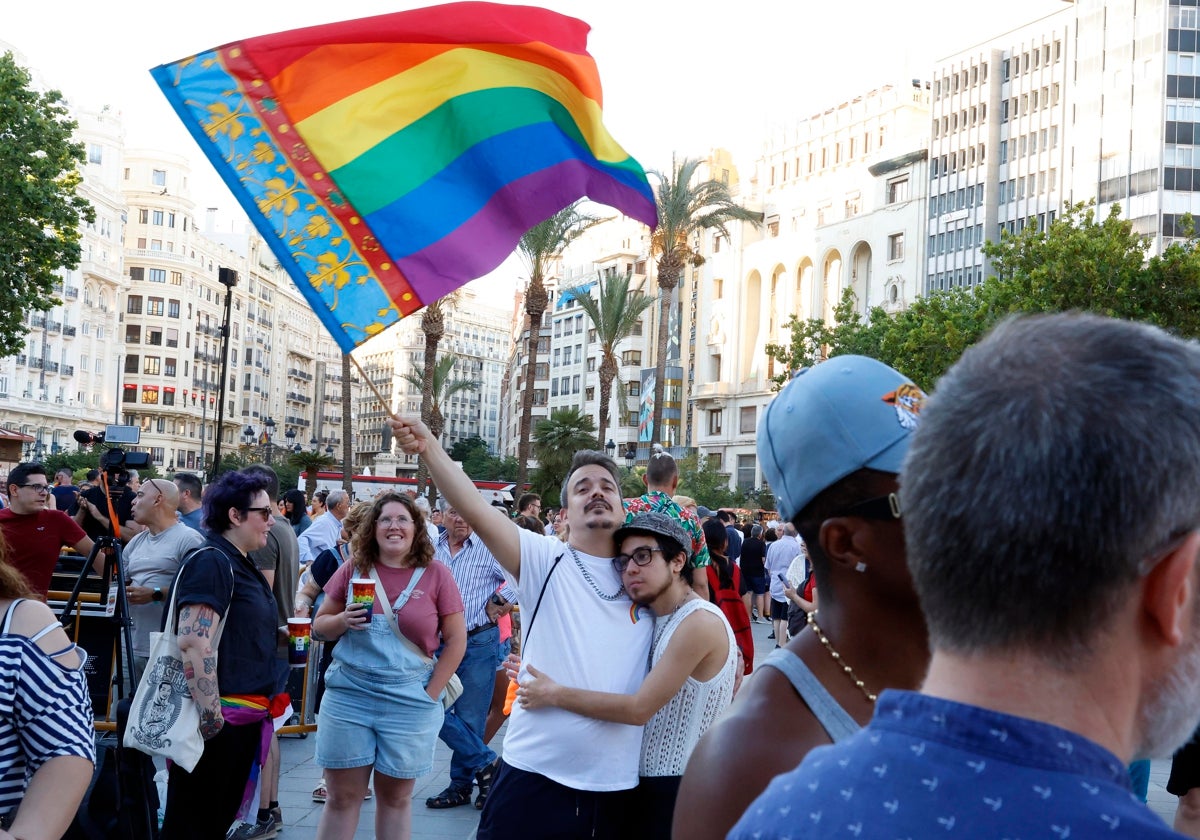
[3,0,1061,286]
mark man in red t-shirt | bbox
[0,463,92,597]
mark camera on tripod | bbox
[73,425,152,490]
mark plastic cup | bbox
[287,617,312,667]
[350,578,375,609]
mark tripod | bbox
[59,535,160,840]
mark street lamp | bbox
[604,438,616,459]
[310,436,319,453]
[624,445,636,473]
[285,426,296,452]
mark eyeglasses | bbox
[17,484,49,493]
[612,547,664,573]
[828,492,902,521]
[242,506,274,521]
[378,516,413,528]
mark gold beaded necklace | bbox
[806,609,877,703]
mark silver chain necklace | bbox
[566,544,626,601]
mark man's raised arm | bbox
[389,416,521,578]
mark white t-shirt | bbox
[123,522,205,655]
[506,528,652,791]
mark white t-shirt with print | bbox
[505,528,652,791]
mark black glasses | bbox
[612,547,663,573]
[243,506,274,521]
[829,492,901,521]
[17,483,49,493]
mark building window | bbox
[146,328,163,346]
[124,355,139,373]
[622,350,642,366]
[127,295,143,314]
[628,381,641,397]
[736,454,756,491]
[126,325,141,343]
[164,358,177,377]
[152,169,166,186]
[587,357,596,372]
[585,387,594,400]
[739,406,757,434]
[147,297,165,316]
[152,210,164,226]
[888,233,905,262]
[149,268,166,283]
[168,300,180,318]
[123,386,137,403]
[142,388,159,404]
[887,178,909,205]
[708,409,723,435]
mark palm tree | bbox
[403,353,479,456]
[515,203,600,490]
[531,406,600,498]
[571,272,655,445]
[341,353,353,493]
[648,157,761,446]
[288,448,337,501]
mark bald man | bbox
[122,477,204,681]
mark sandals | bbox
[475,760,499,810]
[312,780,373,803]
[425,785,473,809]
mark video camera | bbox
[73,426,152,491]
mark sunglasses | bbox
[243,506,274,522]
[828,492,901,521]
[612,547,664,573]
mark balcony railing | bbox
[62,364,75,376]
[62,326,77,337]
[15,354,26,366]
[64,286,79,299]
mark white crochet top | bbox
[639,598,737,777]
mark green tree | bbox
[530,407,599,501]
[674,453,744,510]
[648,157,760,445]
[0,53,94,358]
[515,203,600,490]
[403,354,478,443]
[570,272,656,445]
[288,449,337,500]
[449,435,518,482]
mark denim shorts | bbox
[315,662,444,779]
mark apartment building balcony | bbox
[15,354,26,366]
[693,381,733,405]
[64,286,79,300]
[62,326,77,337]
[128,248,188,264]
[61,365,74,376]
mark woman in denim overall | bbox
[311,493,466,840]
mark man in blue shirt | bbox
[730,313,1200,839]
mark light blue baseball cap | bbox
[758,356,926,521]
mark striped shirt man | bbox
[435,519,517,631]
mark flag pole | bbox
[349,353,398,420]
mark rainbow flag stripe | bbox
[150,3,657,351]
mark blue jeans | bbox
[438,623,499,788]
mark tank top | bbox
[758,646,860,742]
[639,599,737,777]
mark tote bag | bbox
[124,550,232,772]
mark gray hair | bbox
[903,313,1200,665]
[436,496,452,513]
[414,495,432,515]
[326,490,348,511]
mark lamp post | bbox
[310,436,320,453]
[209,266,239,482]
[624,445,636,474]
[285,426,297,453]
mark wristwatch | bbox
[489,592,506,607]
[152,587,164,603]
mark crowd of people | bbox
[8,311,1200,838]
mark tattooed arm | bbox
[176,603,223,740]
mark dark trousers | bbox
[160,722,259,839]
[631,775,682,839]
[478,760,633,840]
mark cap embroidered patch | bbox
[882,383,926,431]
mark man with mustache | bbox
[390,417,651,840]
[730,313,1200,839]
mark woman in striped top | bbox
[0,529,96,838]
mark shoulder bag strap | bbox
[520,553,562,649]
[167,546,234,649]
[368,565,434,666]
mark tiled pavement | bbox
[252,619,1182,838]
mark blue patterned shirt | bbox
[729,690,1185,839]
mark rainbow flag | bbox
[150,3,657,352]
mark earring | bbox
[855,562,868,573]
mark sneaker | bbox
[270,807,282,832]
[767,630,776,640]
[228,816,278,840]
[751,607,760,621]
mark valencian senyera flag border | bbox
[150,2,658,353]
